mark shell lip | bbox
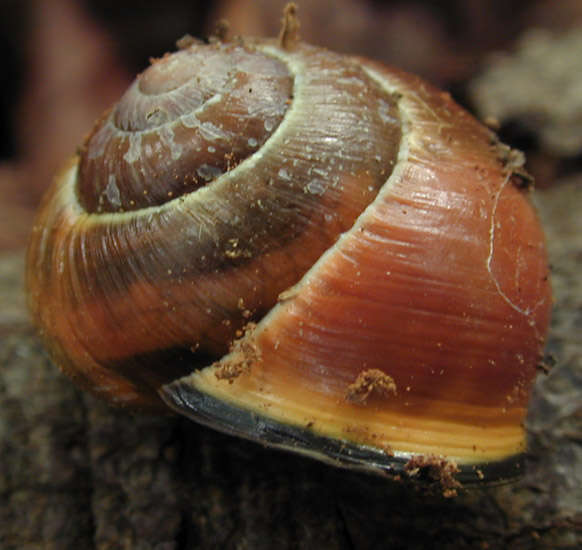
[160,379,525,487]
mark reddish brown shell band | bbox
[26,41,401,409]
[163,61,552,465]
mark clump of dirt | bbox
[404,455,461,498]
[345,369,397,404]
[213,323,259,382]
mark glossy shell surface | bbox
[27,38,552,484]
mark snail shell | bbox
[27,35,551,486]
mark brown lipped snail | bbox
[26,7,551,490]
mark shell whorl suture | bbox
[27,35,552,487]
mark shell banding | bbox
[27,37,551,485]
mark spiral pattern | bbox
[28,39,402,408]
[78,43,294,212]
[26,33,554,482]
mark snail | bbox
[26,6,551,488]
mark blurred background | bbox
[1,0,582,250]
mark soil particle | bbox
[214,323,259,381]
[345,368,397,404]
[404,455,461,497]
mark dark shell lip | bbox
[160,378,525,487]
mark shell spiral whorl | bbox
[27,34,551,484]
[28,39,402,409]
[78,43,295,212]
